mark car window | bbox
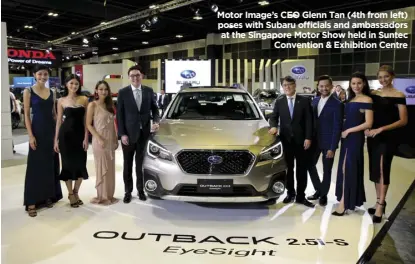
[166,92,261,120]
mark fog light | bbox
[272,181,285,194]
[145,180,157,192]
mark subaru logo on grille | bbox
[405,86,415,94]
[180,70,196,79]
[291,65,306,75]
[207,155,223,164]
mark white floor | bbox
[1,142,414,264]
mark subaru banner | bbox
[394,78,415,105]
[165,60,212,93]
[281,59,315,94]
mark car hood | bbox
[152,119,277,154]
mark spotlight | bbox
[94,34,100,39]
[151,16,158,24]
[83,38,89,44]
[141,24,147,30]
[145,20,152,27]
[210,4,218,12]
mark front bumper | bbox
[142,154,287,203]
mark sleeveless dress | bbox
[24,87,63,209]
[367,95,406,185]
[335,102,372,210]
[91,103,118,205]
[58,106,89,181]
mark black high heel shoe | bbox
[372,201,386,223]
[368,197,379,215]
[332,209,347,216]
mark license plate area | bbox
[197,179,233,194]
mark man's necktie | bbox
[288,97,294,118]
[135,89,142,110]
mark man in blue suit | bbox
[307,75,343,206]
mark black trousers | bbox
[307,145,334,197]
[121,132,148,194]
[283,139,308,200]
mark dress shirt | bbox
[131,84,142,129]
[318,96,329,117]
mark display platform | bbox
[2,142,414,264]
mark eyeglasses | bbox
[129,74,142,78]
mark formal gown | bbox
[59,106,89,181]
[24,87,63,209]
[335,102,372,210]
[91,104,118,205]
[367,95,406,185]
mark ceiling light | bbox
[53,13,58,17]
[193,14,202,20]
[101,22,107,25]
[82,44,89,47]
[110,37,117,40]
[48,12,54,16]
[92,52,98,55]
[113,47,118,50]
[176,34,183,38]
[141,24,147,30]
[149,5,158,9]
[145,20,152,27]
[211,4,219,12]
[151,16,158,24]
[66,56,70,59]
[83,38,89,44]
[94,34,100,39]
[258,1,269,5]
[142,29,150,32]
[142,41,148,44]
[71,32,76,35]
[24,25,33,29]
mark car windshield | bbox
[166,91,261,120]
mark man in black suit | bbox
[117,65,160,203]
[158,89,170,116]
[268,76,314,208]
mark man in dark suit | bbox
[158,89,170,116]
[307,75,343,206]
[117,65,160,203]
[268,76,314,208]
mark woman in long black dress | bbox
[332,72,373,216]
[54,74,89,207]
[365,65,408,223]
[23,65,63,217]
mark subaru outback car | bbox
[142,86,287,203]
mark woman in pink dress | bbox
[86,80,119,205]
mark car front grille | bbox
[176,185,256,196]
[176,150,255,174]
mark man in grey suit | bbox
[117,65,160,203]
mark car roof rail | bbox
[179,84,247,91]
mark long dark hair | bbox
[95,80,114,114]
[62,74,82,96]
[347,72,370,101]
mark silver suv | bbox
[143,86,287,203]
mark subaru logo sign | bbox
[405,86,415,94]
[291,65,306,75]
[207,155,223,165]
[180,70,196,79]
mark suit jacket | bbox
[158,94,170,109]
[116,85,160,143]
[269,94,313,145]
[312,94,343,151]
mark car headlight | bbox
[147,140,173,161]
[258,141,283,162]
